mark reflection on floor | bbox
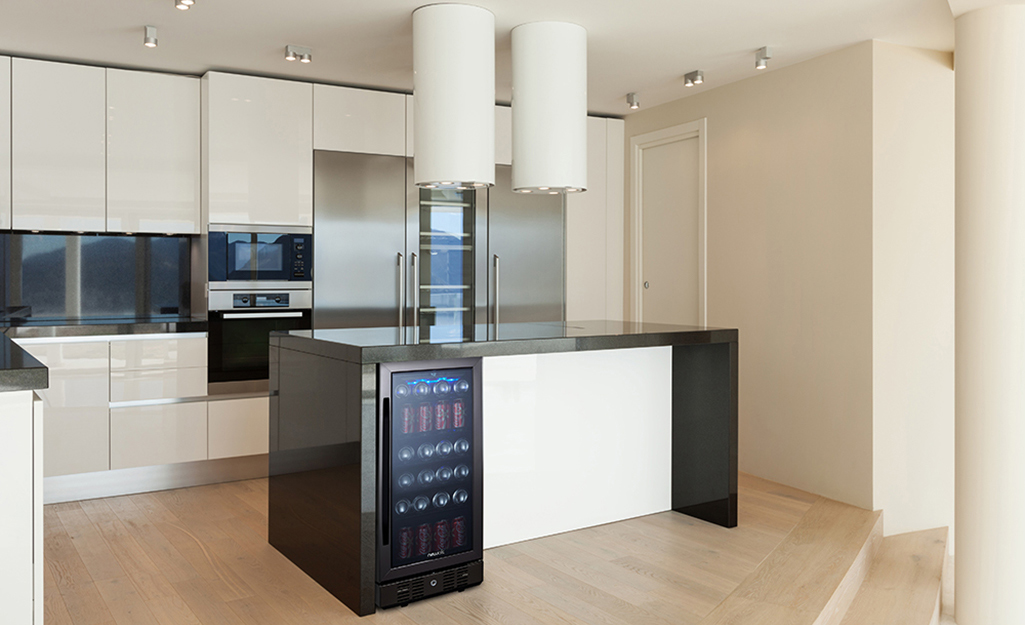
[44,473,816,625]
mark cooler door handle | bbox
[382,397,391,546]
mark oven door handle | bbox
[221,312,305,320]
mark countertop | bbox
[0,333,48,393]
[271,320,738,364]
[2,316,209,339]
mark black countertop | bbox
[0,333,48,393]
[2,316,208,339]
[271,320,738,365]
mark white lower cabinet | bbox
[110,367,207,402]
[110,403,208,470]
[110,336,206,371]
[0,391,41,624]
[208,397,269,460]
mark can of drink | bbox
[416,523,432,556]
[401,405,415,434]
[452,516,467,547]
[418,404,432,433]
[434,520,450,551]
[398,526,414,559]
[435,401,451,431]
[453,399,465,428]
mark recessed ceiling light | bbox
[626,92,640,110]
[143,26,158,48]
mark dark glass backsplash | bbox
[0,232,192,322]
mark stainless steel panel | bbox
[314,151,407,329]
[209,289,312,311]
[210,280,312,292]
[487,165,565,329]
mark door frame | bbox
[629,118,707,325]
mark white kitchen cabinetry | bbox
[106,69,200,234]
[1,56,11,230]
[208,396,269,459]
[204,72,313,226]
[110,403,208,470]
[314,84,406,156]
[16,339,110,477]
[109,368,207,403]
[110,335,206,370]
[566,117,626,322]
[12,58,106,233]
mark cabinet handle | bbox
[493,255,500,338]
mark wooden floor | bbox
[44,473,818,625]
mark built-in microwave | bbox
[208,224,312,284]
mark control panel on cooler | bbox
[388,368,475,568]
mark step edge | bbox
[812,511,884,625]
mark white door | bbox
[632,120,706,326]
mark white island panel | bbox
[482,346,673,548]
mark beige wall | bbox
[625,42,876,509]
[871,42,954,542]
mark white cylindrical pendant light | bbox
[511,21,587,193]
[413,4,495,189]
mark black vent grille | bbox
[391,563,474,605]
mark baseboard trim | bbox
[43,454,269,504]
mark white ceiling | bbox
[0,0,954,116]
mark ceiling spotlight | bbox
[143,26,158,48]
[174,0,191,10]
[756,46,773,70]
[626,92,640,110]
[684,70,704,87]
[285,45,312,63]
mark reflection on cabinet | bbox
[110,403,208,470]
[1,56,11,230]
[110,336,206,370]
[566,117,625,322]
[12,58,106,233]
[314,84,406,156]
[208,396,269,460]
[16,339,110,477]
[110,368,207,403]
[204,72,313,226]
[106,69,200,234]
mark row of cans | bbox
[398,517,468,559]
[399,400,467,434]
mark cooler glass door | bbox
[378,359,483,582]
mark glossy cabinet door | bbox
[109,336,207,370]
[314,84,406,156]
[12,58,106,233]
[0,391,37,625]
[16,340,110,477]
[110,403,208,470]
[0,56,11,230]
[109,368,207,402]
[495,105,512,166]
[208,396,269,459]
[204,72,313,226]
[106,69,200,234]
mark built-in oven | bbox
[208,289,312,394]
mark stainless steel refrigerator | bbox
[312,150,564,339]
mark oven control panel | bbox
[233,293,290,308]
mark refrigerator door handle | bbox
[397,253,405,335]
[411,253,420,331]
[493,254,501,339]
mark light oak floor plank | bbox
[47,472,815,625]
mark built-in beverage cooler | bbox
[376,358,484,608]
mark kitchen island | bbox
[268,320,738,616]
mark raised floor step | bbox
[839,527,948,625]
[700,497,883,625]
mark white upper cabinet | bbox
[106,69,200,234]
[314,84,406,156]
[12,59,106,232]
[495,105,512,166]
[204,72,313,226]
[0,57,10,230]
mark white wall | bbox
[871,41,955,543]
[625,42,876,509]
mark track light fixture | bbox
[684,70,704,87]
[285,45,312,63]
[174,0,193,10]
[143,26,158,48]
[626,92,640,110]
[756,46,773,70]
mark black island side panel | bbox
[671,340,739,527]
[268,342,377,616]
